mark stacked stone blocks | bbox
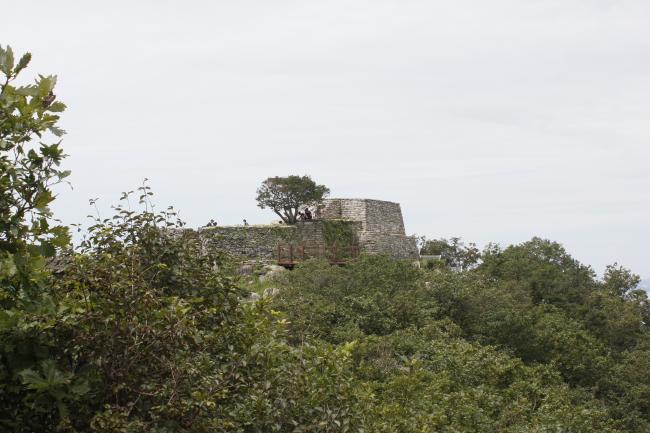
[321,198,419,260]
[193,198,419,261]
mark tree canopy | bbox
[255,175,329,224]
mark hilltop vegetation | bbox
[267,246,650,432]
[2,45,649,432]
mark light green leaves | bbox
[47,101,66,112]
[15,84,40,97]
[36,73,57,95]
[0,44,15,75]
[14,52,31,75]
[0,43,70,292]
[0,252,17,279]
[0,46,32,78]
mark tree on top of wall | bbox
[255,175,329,224]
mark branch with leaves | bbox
[255,175,329,224]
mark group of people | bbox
[298,207,313,221]
[205,207,316,227]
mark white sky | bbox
[4,0,649,277]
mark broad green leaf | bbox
[14,52,31,75]
[49,125,66,137]
[15,84,40,97]
[0,45,14,75]
[47,101,66,112]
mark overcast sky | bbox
[4,0,649,278]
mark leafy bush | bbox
[0,47,367,433]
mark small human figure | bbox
[298,211,305,221]
[304,208,312,220]
[209,219,217,227]
[243,219,249,226]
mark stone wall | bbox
[194,220,361,261]
[190,198,419,262]
[360,233,420,260]
[197,225,296,260]
[364,199,406,234]
[321,198,419,260]
[322,198,366,222]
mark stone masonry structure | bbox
[321,199,419,260]
[196,220,362,260]
[193,198,419,262]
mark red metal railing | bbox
[276,244,360,266]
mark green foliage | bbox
[273,256,427,343]
[322,220,356,248]
[270,246,650,431]
[3,189,369,432]
[600,342,650,431]
[0,45,74,431]
[0,44,70,305]
[356,326,617,433]
[255,175,329,224]
[419,237,480,271]
[602,262,642,297]
[0,47,365,433]
[480,237,596,307]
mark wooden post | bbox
[289,244,293,264]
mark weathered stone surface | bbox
[321,198,420,260]
[191,198,419,261]
[259,264,286,282]
[198,225,296,260]
[244,292,261,303]
[236,264,255,275]
[196,220,360,260]
[263,264,286,272]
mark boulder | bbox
[259,264,286,282]
[244,292,261,303]
[236,264,255,275]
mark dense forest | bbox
[2,46,649,433]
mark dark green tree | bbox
[419,237,480,271]
[255,175,329,224]
[602,262,641,298]
[480,237,595,307]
